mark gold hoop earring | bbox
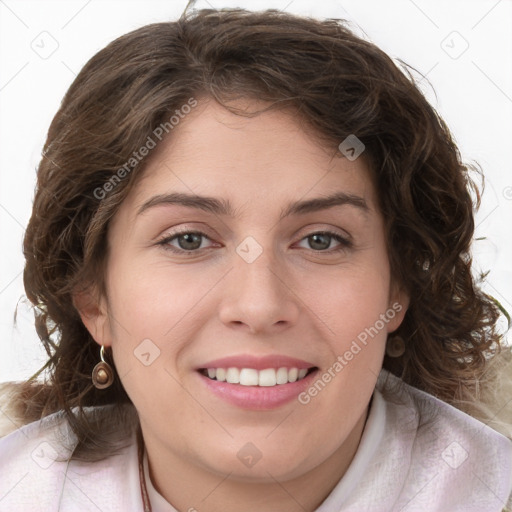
[386,335,405,358]
[92,345,114,389]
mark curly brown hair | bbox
[2,6,510,461]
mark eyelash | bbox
[155,229,353,255]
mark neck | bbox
[140,406,369,512]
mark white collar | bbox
[3,368,508,511]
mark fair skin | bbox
[75,98,408,512]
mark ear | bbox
[386,281,410,333]
[72,284,111,347]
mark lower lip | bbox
[197,369,318,410]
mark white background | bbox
[1,0,511,382]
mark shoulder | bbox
[0,407,76,510]
[0,405,139,512]
[377,369,512,512]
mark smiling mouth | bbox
[199,367,318,387]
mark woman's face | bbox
[79,98,407,482]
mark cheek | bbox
[309,262,392,342]
[105,255,221,395]
[107,254,205,334]
[104,261,184,394]
[296,271,391,445]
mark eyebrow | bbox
[136,191,369,221]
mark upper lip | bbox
[197,355,317,371]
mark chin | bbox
[202,448,313,483]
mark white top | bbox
[1,368,511,511]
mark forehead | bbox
[120,98,377,221]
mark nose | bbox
[218,243,300,335]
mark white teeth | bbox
[276,367,288,385]
[204,367,312,386]
[259,368,277,387]
[226,367,240,384]
[239,368,259,386]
